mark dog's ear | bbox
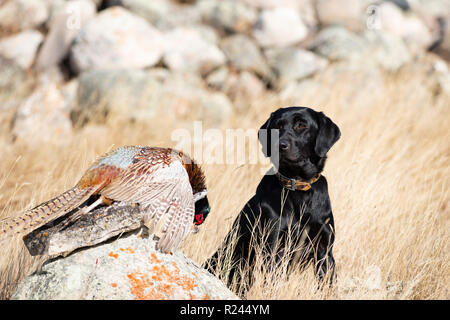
[258,112,274,157]
[314,112,341,158]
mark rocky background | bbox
[1,0,449,301]
[0,0,449,143]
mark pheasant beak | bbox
[192,225,199,234]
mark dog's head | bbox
[258,106,341,178]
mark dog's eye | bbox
[295,122,307,130]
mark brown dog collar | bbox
[275,172,321,191]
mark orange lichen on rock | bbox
[108,251,118,259]
[127,261,200,300]
[149,252,161,264]
[120,247,135,254]
[128,271,164,300]
[111,283,117,288]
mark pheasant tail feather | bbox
[0,186,96,240]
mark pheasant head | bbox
[176,150,210,226]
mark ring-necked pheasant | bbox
[0,146,210,253]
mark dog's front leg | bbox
[312,217,336,285]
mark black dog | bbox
[204,106,341,293]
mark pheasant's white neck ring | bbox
[193,190,207,202]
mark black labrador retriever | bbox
[204,106,341,293]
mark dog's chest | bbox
[273,188,313,226]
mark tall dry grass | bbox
[0,63,448,299]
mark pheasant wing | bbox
[100,157,195,253]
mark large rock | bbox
[36,0,96,71]
[0,56,34,104]
[196,0,258,33]
[280,59,384,106]
[0,0,48,34]
[265,47,328,88]
[220,34,272,80]
[117,0,201,30]
[252,7,308,48]
[242,0,317,30]
[73,69,232,126]
[12,83,73,144]
[408,0,450,17]
[12,232,239,300]
[225,71,266,106]
[163,27,226,76]
[206,67,266,104]
[310,26,368,61]
[0,56,34,137]
[315,0,371,32]
[242,0,305,9]
[375,2,434,51]
[363,30,412,72]
[73,68,158,125]
[311,25,413,72]
[0,30,43,69]
[205,66,229,90]
[69,7,164,73]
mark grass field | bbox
[0,63,448,300]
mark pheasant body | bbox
[1,146,209,253]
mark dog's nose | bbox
[279,139,290,151]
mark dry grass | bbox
[0,61,449,300]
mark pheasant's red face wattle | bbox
[194,213,204,225]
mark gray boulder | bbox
[252,7,308,48]
[364,30,412,72]
[242,0,311,10]
[163,27,226,76]
[225,71,266,109]
[73,69,232,126]
[0,0,48,34]
[220,34,272,80]
[315,0,371,32]
[205,66,230,90]
[0,56,34,104]
[73,68,159,125]
[0,30,43,69]
[265,47,328,88]
[311,26,413,72]
[206,67,266,104]
[196,0,258,33]
[280,59,384,107]
[12,232,239,300]
[70,7,164,74]
[0,56,34,138]
[242,0,318,29]
[36,0,96,71]
[374,2,434,52]
[12,82,73,144]
[117,0,201,30]
[310,26,368,61]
